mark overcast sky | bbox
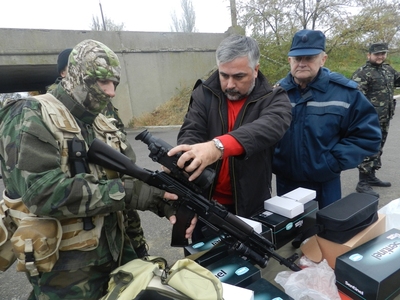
[1,0,232,33]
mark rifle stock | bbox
[87,138,301,271]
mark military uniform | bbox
[50,47,148,257]
[102,102,148,257]
[0,40,172,300]
[352,42,400,195]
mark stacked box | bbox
[205,254,261,288]
[301,214,386,269]
[252,200,318,249]
[335,228,400,300]
[281,187,316,204]
[264,196,304,218]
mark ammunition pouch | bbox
[59,216,104,251]
[0,200,17,271]
[2,191,105,274]
[11,217,62,276]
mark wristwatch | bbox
[212,138,224,160]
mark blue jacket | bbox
[273,67,381,183]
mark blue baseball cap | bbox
[288,29,326,57]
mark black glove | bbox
[124,178,176,218]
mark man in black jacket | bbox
[168,35,292,241]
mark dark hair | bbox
[57,48,73,75]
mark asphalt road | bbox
[1,112,400,299]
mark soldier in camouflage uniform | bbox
[49,47,149,258]
[352,42,400,197]
[101,102,149,257]
[0,39,194,300]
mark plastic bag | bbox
[275,256,340,300]
[378,198,400,230]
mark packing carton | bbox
[301,213,386,269]
[222,282,254,300]
[264,196,304,218]
[252,200,318,249]
[335,228,400,300]
[282,187,316,204]
[206,254,261,288]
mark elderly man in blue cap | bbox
[273,29,382,208]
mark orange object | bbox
[339,290,353,299]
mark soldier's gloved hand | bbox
[124,179,177,218]
[123,179,196,238]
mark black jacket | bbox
[178,70,292,217]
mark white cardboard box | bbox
[222,282,254,300]
[237,216,262,234]
[264,196,304,218]
[282,187,316,204]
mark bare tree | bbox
[237,0,355,41]
[347,0,400,47]
[90,15,125,31]
[232,0,400,83]
[171,0,196,32]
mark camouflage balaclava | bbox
[62,39,121,114]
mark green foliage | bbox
[257,37,291,84]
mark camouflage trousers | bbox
[27,242,137,300]
[125,209,147,250]
[358,121,390,174]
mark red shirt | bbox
[213,98,246,205]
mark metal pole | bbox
[230,0,237,27]
[99,1,106,31]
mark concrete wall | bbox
[0,29,229,125]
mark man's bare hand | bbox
[168,141,221,181]
[168,214,198,239]
[162,191,197,238]
[163,191,178,201]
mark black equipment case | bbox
[292,193,379,247]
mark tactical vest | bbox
[0,93,125,276]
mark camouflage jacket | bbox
[352,61,400,122]
[0,84,164,271]
[102,102,126,134]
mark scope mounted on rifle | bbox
[135,130,215,194]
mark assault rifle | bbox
[87,130,301,271]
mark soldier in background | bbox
[352,42,400,197]
[49,47,149,257]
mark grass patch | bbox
[129,86,192,128]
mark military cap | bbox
[288,29,326,57]
[369,42,389,54]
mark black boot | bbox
[367,170,391,187]
[356,172,379,197]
